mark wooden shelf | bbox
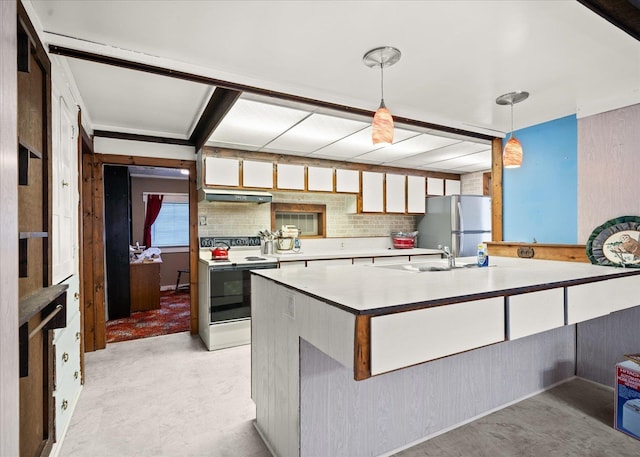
[485,242,588,263]
[19,284,68,378]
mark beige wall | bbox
[577,104,640,243]
[198,191,417,238]
[460,171,488,195]
[130,175,189,287]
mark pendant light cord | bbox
[380,62,385,104]
[509,101,514,139]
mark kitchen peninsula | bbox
[251,257,640,457]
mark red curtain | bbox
[143,194,163,248]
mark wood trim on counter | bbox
[354,315,371,381]
[486,242,589,263]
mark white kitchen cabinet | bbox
[306,258,353,268]
[445,179,461,195]
[51,90,78,283]
[566,276,640,324]
[278,260,307,269]
[407,175,426,213]
[385,174,406,213]
[361,171,384,213]
[276,163,305,190]
[205,157,240,187]
[427,177,444,196]
[372,255,410,264]
[307,166,334,192]
[53,311,82,441]
[243,160,274,188]
[508,289,565,340]
[335,169,359,193]
[370,297,504,375]
[352,257,373,265]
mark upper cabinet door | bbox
[362,171,384,213]
[427,177,444,196]
[336,169,359,193]
[277,163,305,190]
[243,160,274,188]
[407,175,426,213]
[307,166,334,192]
[205,157,240,187]
[445,179,461,195]
[385,174,406,213]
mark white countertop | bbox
[267,247,442,261]
[252,256,640,314]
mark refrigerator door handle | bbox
[457,201,464,233]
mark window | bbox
[271,203,326,238]
[144,193,189,247]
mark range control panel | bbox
[199,236,262,248]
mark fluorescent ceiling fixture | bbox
[207,98,309,148]
[264,113,368,153]
[378,132,461,155]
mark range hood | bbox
[198,188,272,203]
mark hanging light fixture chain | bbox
[380,61,385,104]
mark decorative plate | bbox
[586,216,640,267]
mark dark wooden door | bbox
[104,165,131,319]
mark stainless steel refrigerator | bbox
[417,195,492,257]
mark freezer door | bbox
[458,232,492,257]
[459,196,492,232]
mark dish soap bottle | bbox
[477,243,489,267]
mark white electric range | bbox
[198,236,278,350]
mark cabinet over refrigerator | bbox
[417,195,491,257]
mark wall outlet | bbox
[284,294,295,320]
[340,241,345,250]
[199,216,207,226]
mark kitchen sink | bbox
[373,261,478,272]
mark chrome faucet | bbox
[439,245,456,269]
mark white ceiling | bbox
[27,0,640,174]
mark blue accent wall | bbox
[503,115,577,243]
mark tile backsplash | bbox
[198,191,417,238]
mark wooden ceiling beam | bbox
[47,44,495,142]
[577,0,640,42]
[93,130,193,147]
[189,88,241,151]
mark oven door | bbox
[209,263,276,323]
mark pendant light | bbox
[496,91,529,168]
[363,46,401,146]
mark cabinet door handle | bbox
[62,180,69,187]
[74,371,79,380]
[61,399,68,410]
[74,292,80,300]
[62,352,69,362]
[75,332,81,341]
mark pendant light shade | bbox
[496,91,529,169]
[503,137,523,168]
[363,46,401,146]
[372,101,394,145]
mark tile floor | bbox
[58,332,640,457]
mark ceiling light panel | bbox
[263,113,368,154]
[207,99,310,149]
[392,141,491,167]
[354,132,460,163]
[418,149,493,171]
[311,126,417,160]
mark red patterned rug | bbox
[106,290,191,343]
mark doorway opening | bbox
[102,165,192,343]
[81,153,198,352]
